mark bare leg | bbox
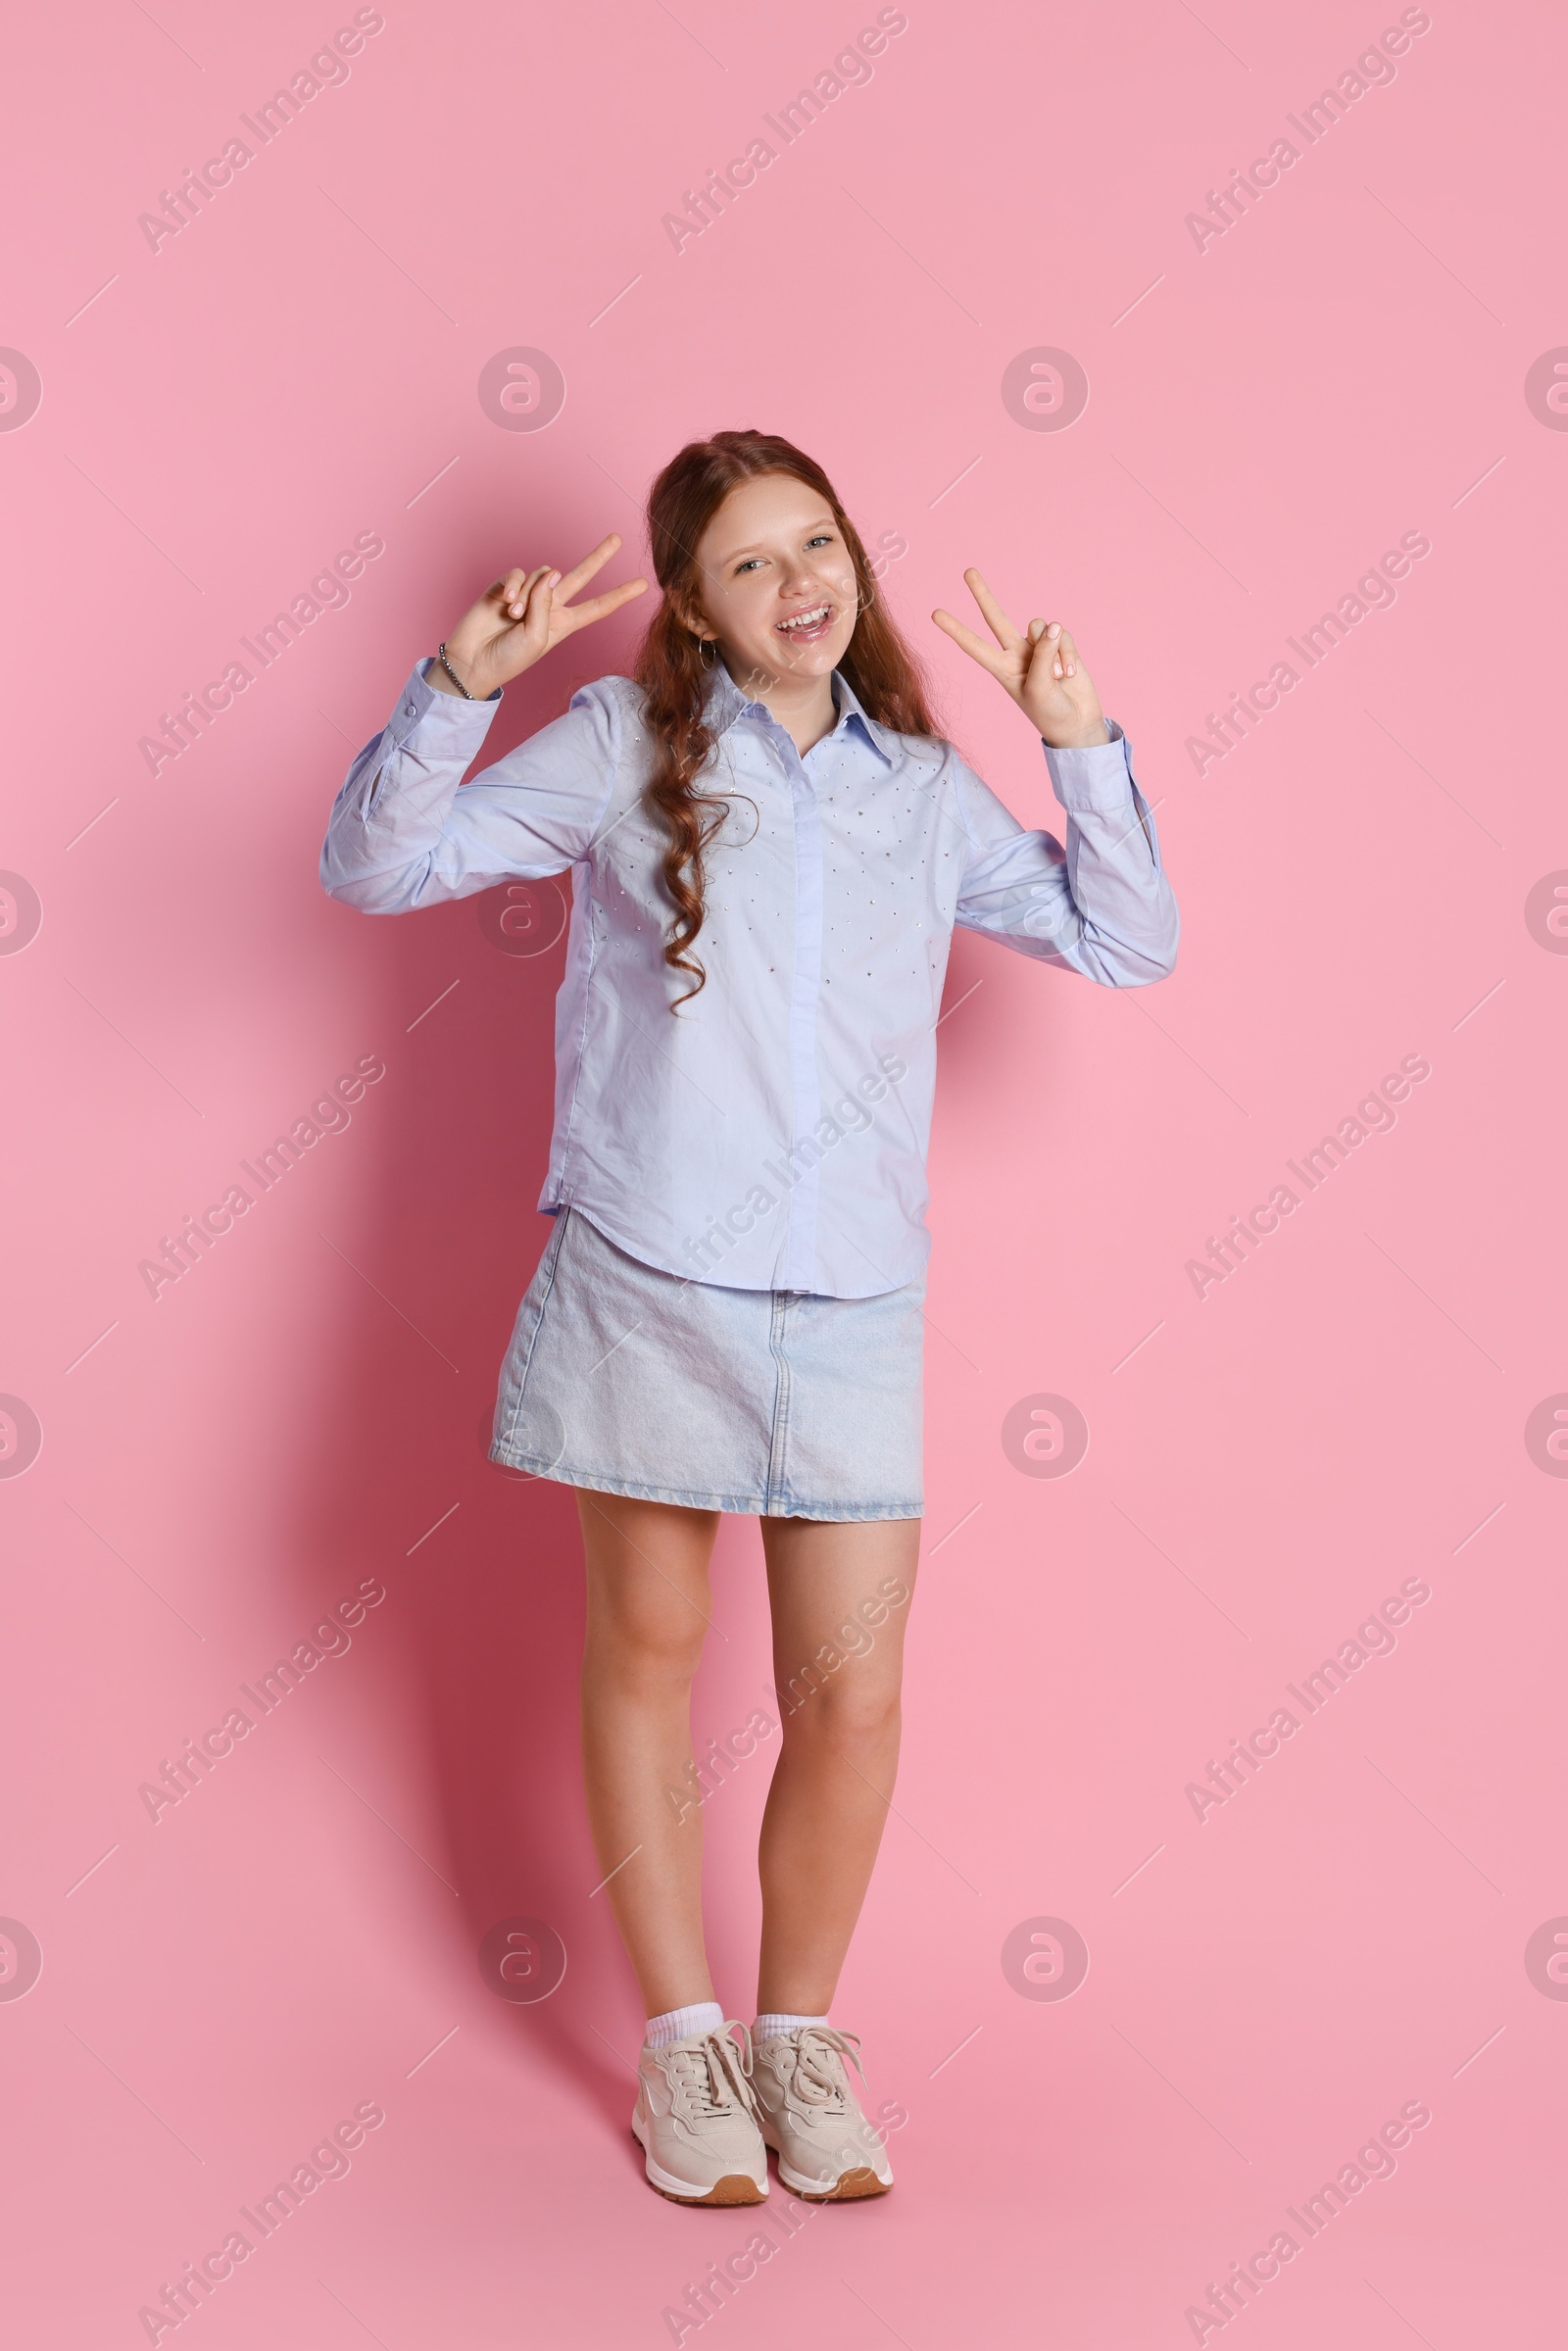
[576,1489,721,2018]
[756,1516,921,2016]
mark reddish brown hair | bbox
[632,429,941,1005]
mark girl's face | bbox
[685,472,860,694]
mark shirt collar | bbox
[703,662,898,767]
[825,667,899,765]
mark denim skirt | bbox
[489,1208,924,1519]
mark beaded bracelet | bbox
[436,642,475,699]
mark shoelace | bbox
[782,2026,866,2112]
[664,2022,763,2125]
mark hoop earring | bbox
[697,638,716,667]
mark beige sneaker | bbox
[631,2022,768,2205]
[753,2027,894,2199]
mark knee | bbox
[587,1599,707,1690]
[780,1670,901,1754]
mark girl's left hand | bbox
[933,568,1108,749]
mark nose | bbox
[781,548,824,593]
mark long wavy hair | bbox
[632,429,941,1006]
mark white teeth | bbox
[778,605,831,631]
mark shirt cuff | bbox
[1042,717,1133,812]
[385,659,505,752]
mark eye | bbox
[806,533,834,550]
[735,557,765,573]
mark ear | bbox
[666,583,712,647]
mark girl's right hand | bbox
[432,533,649,699]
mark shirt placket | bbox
[773,721,826,1292]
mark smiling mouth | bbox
[775,602,835,641]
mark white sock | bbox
[754,2011,829,2042]
[644,2000,724,2048]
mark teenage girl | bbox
[321,429,1177,2206]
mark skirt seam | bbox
[763,1290,792,1515]
[494,1210,571,1460]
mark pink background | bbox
[3,0,1564,2342]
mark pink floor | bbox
[3,0,1564,2342]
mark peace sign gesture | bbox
[432,532,649,701]
[932,568,1108,749]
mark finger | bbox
[1027,618,1068,678]
[962,567,1023,651]
[552,532,625,605]
[931,607,1011,678]
[554,577,650,633]
[1054,623,1079,678]
[517,574,559,647]
[525,568,562,627]
[504,565,553,620]
[510,569,561,648]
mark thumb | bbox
[1027,620,1068,679]
[518,569,560,646]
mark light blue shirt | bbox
[319,659,1178,1298]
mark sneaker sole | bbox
[786,2163,891,2202]
[648,2172,768,2206]
[761,2130,893,2201]
[631,2123,767,2206]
